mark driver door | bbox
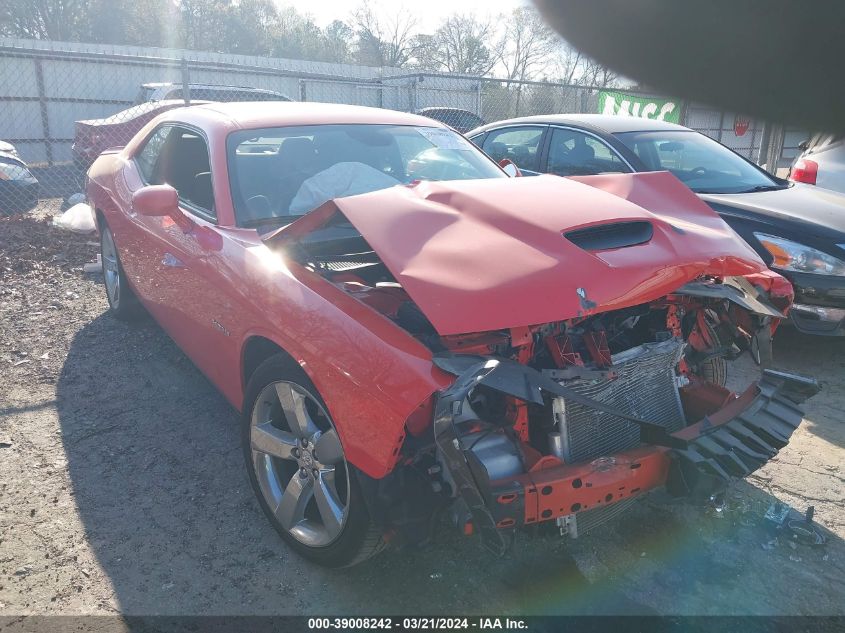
[130,125,232,384]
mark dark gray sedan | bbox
[468,115,845,337]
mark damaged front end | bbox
[265,172,819,552]
[432,346,817,554]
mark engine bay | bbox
[290,221,777,461]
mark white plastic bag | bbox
[53,203,96,234]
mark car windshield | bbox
[614,130,784,194]
[227,123,506,226]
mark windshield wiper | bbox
[737,184,788,193]
[695,184,787,194]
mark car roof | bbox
[417,107,478,114]
[171,101,446,131]
[143,82,285,94]
[469,113,690,136]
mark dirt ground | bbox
[1,202,844,617]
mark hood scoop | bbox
[564,220,653,251]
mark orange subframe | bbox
[493,446,672,527]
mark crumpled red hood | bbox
[274,172,768,335]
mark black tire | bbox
[99,220,144,321]
[696,320,728,387]
[242,353,384,567]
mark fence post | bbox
[679,99,690,128]
[34,58,53,167]
[299,79,306,102]
[748,120,759,164]
[476,81,483,117]
[180,58,191,105]
[758,122,772,167]
[408,77,417,112]
[767,124,785,175]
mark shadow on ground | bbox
[772,326,845,449]
[55,313,844,616]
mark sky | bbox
[278,0,528,32]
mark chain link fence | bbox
[0,37,791,214]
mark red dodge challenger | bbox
[86,102,818,567]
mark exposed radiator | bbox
[552,338,686,465]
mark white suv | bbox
[135,83,291,104]
[789,132,845,194]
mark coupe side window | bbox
[136,125,172,183]
[481,126,544,172]
[138,125,215,219]
[548,128,630,176]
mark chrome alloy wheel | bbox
[249,381,349,547]
[101,227,120,308]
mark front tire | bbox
[690,314,728,387]
[99,222,143,320]
[242,354,384,567]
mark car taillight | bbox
[790,158,818,185]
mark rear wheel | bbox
[242,354,384,567]
[99,222,143,320]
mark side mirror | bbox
[499,158,521,178]
[132,184,193,233]
[132,184,178,217]
[797,139,810,152]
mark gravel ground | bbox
[1,201,844,617]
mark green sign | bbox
[598,90,683,124]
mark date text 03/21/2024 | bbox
[307,617,529,630]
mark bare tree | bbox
[322,20,355,64]
[497,6,558,82]
[0,0,90,40]
[496,6,559,115]
[415,14,497,75]
[351,1,419,67]
[271,6,325,60]
[553,44,584,85]
[580,57,620,88]
[179,0,230,52]
[222,0,280,55]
